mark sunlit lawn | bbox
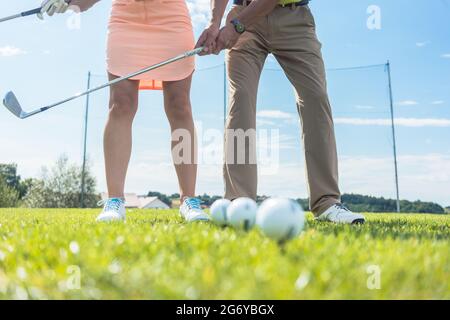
[0,209,448,299]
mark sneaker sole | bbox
[96,215,125,222]
[351,218,365,225]
[187,215,210,222]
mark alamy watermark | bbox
[366,264,381,290]
[66,5,82,30]
[66,265,81,290]
[367,5,382,30]
[171,122,281,175]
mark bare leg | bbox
[104,73,140,198]
[163,74,197,201]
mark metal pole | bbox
[223,62,227,125]
[386,61,401,212]
[223,62,227,197]
[80,71,91,208]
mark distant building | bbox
[139,196,171,209]
[101,193,170,209]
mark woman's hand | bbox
[38,0,70,19]
[195,23,220,56]
[38,0,99,19]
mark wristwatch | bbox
[230,18,246,34]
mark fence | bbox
[80,59,400,210]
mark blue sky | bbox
[0,0,449,206]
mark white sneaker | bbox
[96,198,126,222]
[317,203,365,224]
[179,197,210,222]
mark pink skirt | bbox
[107,0,195,84]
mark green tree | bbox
[0,177,19,207]
[0,163,31,199]
[23,155,100,208]
[198,194,221,206]
[295,198,309,211]
[340,193,445,214]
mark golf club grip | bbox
[22,8,42,17]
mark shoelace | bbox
[332,203,352,219]
[98,198,124,211]
[334,203,350,212]
[321,203,350,220]
[184,198,202,210]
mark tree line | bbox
[0,155,99,208]
[0,157,447,214]
[149,192,446,214]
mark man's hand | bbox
[195,23,220,56]
[213,24,240,55]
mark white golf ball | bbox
[256,198,305,241]
[226,197,258,230]
[210,199,231,226]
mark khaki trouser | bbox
[224,5,341,215]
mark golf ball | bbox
[226,197,258,230]
[256,198,305,241]
[210,199,231,226]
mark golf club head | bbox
[3,91,24,119]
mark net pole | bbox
[223,62,228,197]
[223,62,227,125]
[80,71,91,208]
[386,61,401,212]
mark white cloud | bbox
[257,110,295,119]
[278,134,298,150]
[355,105,375,110]
[441,53,450,59]
[338,154,450,206]
[334,117,450,127]
[257,119,276,126]
[392,118,450,127]
[259,154,450,206]
[415,41,429,47]
[2,128,449,206]
[186,0,211,28]
[396,100,418,106]
[431,100,445,105]
[0,45,26,57]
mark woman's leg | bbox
[104,73,140,198]
[163,74,197,201]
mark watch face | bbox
[232,19,245,34]
[236,23,245,33]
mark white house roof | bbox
[101,193,170,209]
[139,197,170,209]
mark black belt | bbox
[233,0,309,7]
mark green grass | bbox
[0,209,448,299]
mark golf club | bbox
[3,47,204,119]
[0,7,42,23]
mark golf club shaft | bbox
[23,47,203,118]
[0,8,41,23]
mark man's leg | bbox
[224,9,269,200]
[270,6,340,215]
